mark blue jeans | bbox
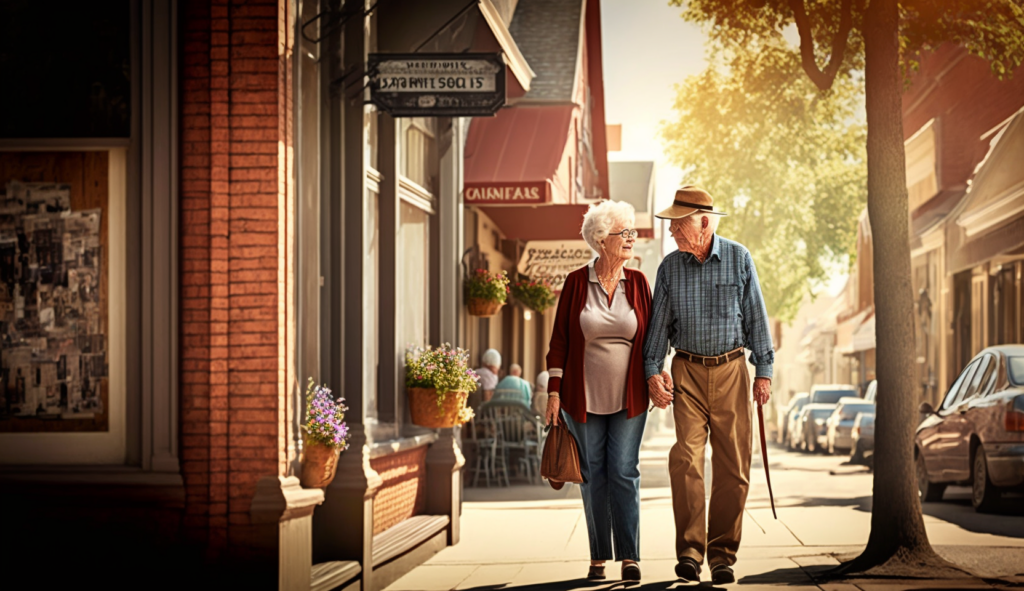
[562,409,647,562]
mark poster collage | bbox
[0,181,107,429]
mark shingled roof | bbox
[508,0,584,101]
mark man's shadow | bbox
[456,568,817,590]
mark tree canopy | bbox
[661,36,866,321]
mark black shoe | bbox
[622,562,641,582]
[586,565,605,580]
[711,564,735,585]
[674,557,701,582]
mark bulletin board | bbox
[0,151,110,433]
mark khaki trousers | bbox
[669,353,751,567]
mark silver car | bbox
[826,398,875,455]
[780,392,809,447]
[851,412,875,465]
[797,404,837,453]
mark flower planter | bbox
[299,439,341,488]
[408,387,469,428]
[467,297,503,317]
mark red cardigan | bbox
[546,265,652,424]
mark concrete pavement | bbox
[386,414,1024,590]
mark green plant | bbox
[405,343,480,397]
[302,377,349,450]
[511,278,556,313]
[465,268,510,304]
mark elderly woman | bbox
[471,348,502,410]
[546,200,669,583]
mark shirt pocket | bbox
[715,284,740,319]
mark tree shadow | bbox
[781,494,874,512]
[737,565,832,587]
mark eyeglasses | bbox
[610,229,639,240]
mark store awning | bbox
[464,105,575,205]
[836,308,870,357]
[852,312,876,352]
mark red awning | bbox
[464,105,575,206]
[478,203,589,241]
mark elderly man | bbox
[493,363,533,407]
[643,186,773,585]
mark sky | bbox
[599,0,849,297]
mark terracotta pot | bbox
[299,440,341,488]
[467,297,503,317]
[408,387,469,428]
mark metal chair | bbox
[466,413,508,487]
[478,400,544,484]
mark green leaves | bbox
[661,42,866,321]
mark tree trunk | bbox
[839,0,953,575]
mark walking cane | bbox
[756,401,777,519]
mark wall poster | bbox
[0,152,110,433]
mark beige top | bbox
[579,260,638,415]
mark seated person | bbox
[532,371,549,417]
[492,363,532,407]
[472,348,501,409]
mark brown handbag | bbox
[541,422,585,490]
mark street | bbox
[386,418,1024,590]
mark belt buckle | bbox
[702,356,715,367]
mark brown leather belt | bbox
[674,348,745,367]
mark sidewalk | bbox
[386,422,1024,590]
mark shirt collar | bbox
[588,258,629,283]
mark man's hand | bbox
[661,370,674,393]
[647,375,673,409]
[753,377,771,406]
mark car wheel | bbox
[851,442,864,465]
[972,447,1001,513]
[916,452,945,502]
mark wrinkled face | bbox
[669,215,708,252]
[601,219,637,261]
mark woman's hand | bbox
[546,394,561,426]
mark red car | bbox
[915,345,1024,512]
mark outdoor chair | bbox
[465,413,509,487]
[478,399,544,484]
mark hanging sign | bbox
[367,53,506,117]
[517,240,594,292]
[464,181,549,205]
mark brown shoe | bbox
[622,562,641,581]
[587,565,605,580]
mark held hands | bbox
[753,377,771,406]
[546,394,561,426]
[647,371,674,409]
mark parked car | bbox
[797,404,836,453]
[915,345,1024,513]
[851,412,875,465]
[826,398,876,455]
[864,379,877,402]
[779,392,809,447]
[809,384,859,405]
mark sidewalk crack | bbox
[746,509,766,535]
[780,518,804,545]
[565,511,583,550]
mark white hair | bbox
[481,348,501,368]
[581,200,636,253]
[672,212,721,235]
[509,363,522,376]
[535,371,549,391]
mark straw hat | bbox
[655,185,728,219]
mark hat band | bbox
[673,199,714,211]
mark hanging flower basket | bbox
[465,268,510,317]
[408,387,471,428]
[467,297,503,316]
[511,277,556,314]
[405,344,478,428]
[299,378,349,489]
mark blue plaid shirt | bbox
[643,235,774,379]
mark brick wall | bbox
[903,44,1024,192]
[180,0,291,553]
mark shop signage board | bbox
[464,181,549,205]
[517,240,594,292]
[368,53,506,117]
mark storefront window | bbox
[398,201,429,351]
[401,118,438,194]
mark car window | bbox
[840,403,874,419]
[957,354,994,406]
[941,360,979,411]
[864,380,877,402]
[811,390,857,404]
[1009,357,1024,386]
